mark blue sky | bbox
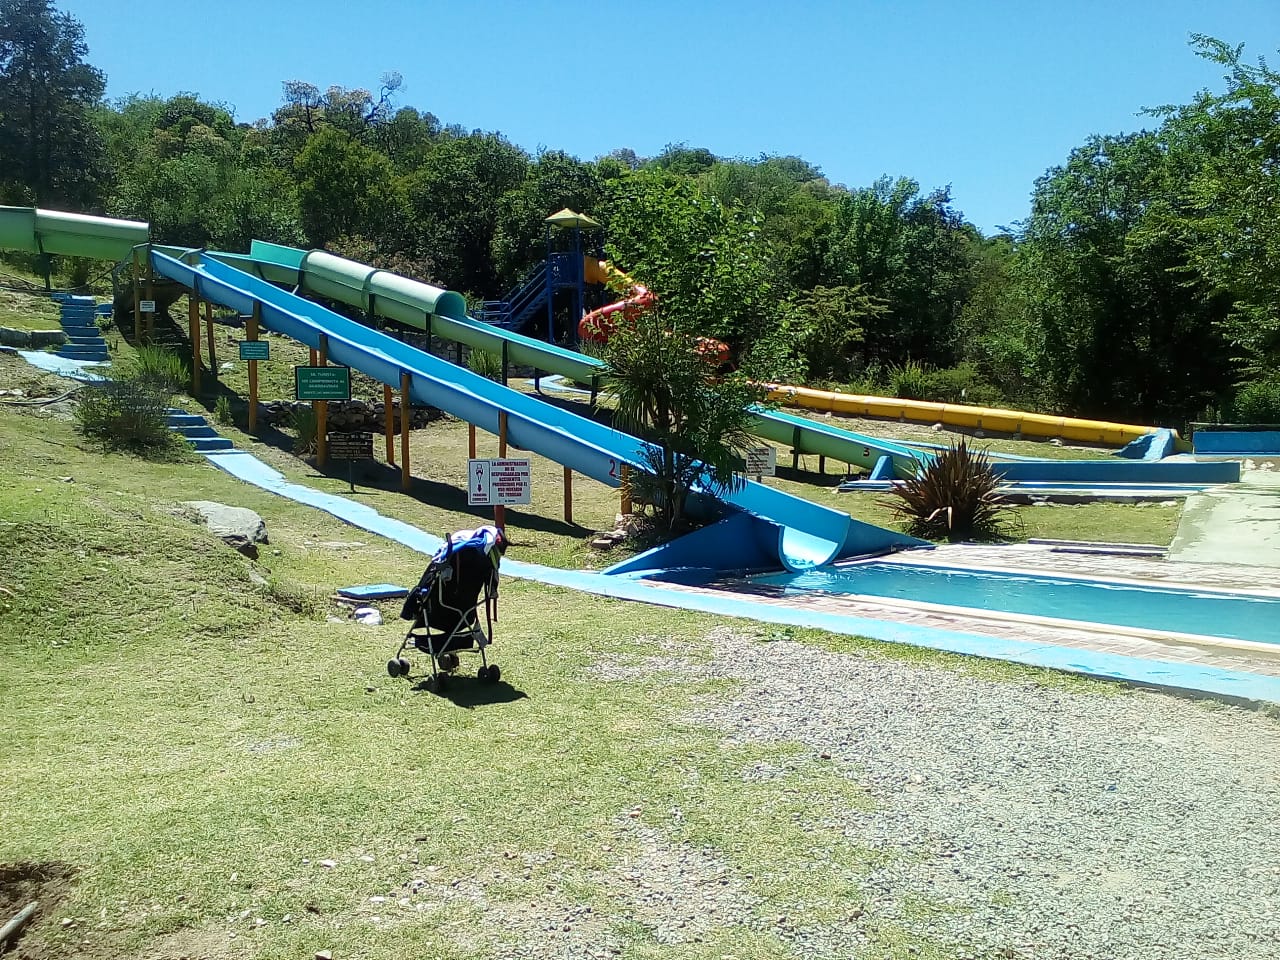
[68,0,1277,235]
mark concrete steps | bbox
[166,409,235,453]
[54,295,109,364]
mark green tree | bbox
[823,177,976,368]
[604,306,765,531]
[700,155,837,290]
[1144,37,1280,375]
[294,126,404,247]
[779,284,885,382]
[1017,131,1234,422]
[602,169,785,377]
[490,150,604,287]
[100,93,303,248]
[0,0,105,206]
[400,132,529,294]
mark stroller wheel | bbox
[488,664,501,683]
[397,657,412,676]
[387,658,403,677]
[477,665,490,681]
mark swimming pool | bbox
[751,562,1280,645]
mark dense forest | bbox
[1,0,1277,428]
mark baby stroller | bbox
[388,526,507,688]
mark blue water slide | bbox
[151,250,926,571]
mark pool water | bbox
[752,562,1280,645]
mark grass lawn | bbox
[0,381,1105,960]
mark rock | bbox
[29,328,68,348]
[181,501,269,559]
[354,607,382,625]
[0,326,31,348]
[315,951,333,960]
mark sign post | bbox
[240,318,267,433]
[467,457,531,513]
[326,432,373,492]
[745,446,777,482]
[294,365,351,401]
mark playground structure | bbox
[0,204,1240,564]
[1,205,936,572]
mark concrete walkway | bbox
[1169,467,1280,566]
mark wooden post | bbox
[204,300,217,380]
[620,464,632,516]
[316,334,329,468]
[468,422,476,459]
[143,248,155,344]
[132,250,141,343]
[383,383,395,464]
[247,303,260,433]
[399,371,411,491]
[188,291,202,395]
[563,466,573,524]
[494,412,508,529]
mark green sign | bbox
[295,365,351,401]
[239,340,270,361]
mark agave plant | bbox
[888,439,1017,542]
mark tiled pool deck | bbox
[653,544,1280,680]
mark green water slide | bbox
[215,242,922,475]
[0,205,149,262]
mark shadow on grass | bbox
[410,674,529,709]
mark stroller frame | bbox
[388,529,503,689]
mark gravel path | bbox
[689,627,1280,960]
[412,629,1280,959]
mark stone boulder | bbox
[182,500,269,559]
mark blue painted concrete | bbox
[601,514,798,578]
[200,448,1280,706]
[869,455,895,480]
[1116,429,1178,460]
[17,350,106,378]
[1194,431,1280,455]
[993,458,1239,484]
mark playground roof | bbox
[545,208,601,229]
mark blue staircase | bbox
[479,252,585,336]
[167,409,235,453]
[52,294,109,363]
[481,262,548,331]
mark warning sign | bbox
[489,458,532,505]
[469,458,492,505]
[745,446,777,477]
[468,458,532,506]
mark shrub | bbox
[1231,378,1280,423]
[214,394,233,426]
[290,405,317,455]
[842,362,885,397]
[466,348,503,381]
[131,345,190,395]
[888,439,1018,542]
[887,360,930,400]
[920,363,1006,406]
[74,377,184,458]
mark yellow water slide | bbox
[762,383,1187,448]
